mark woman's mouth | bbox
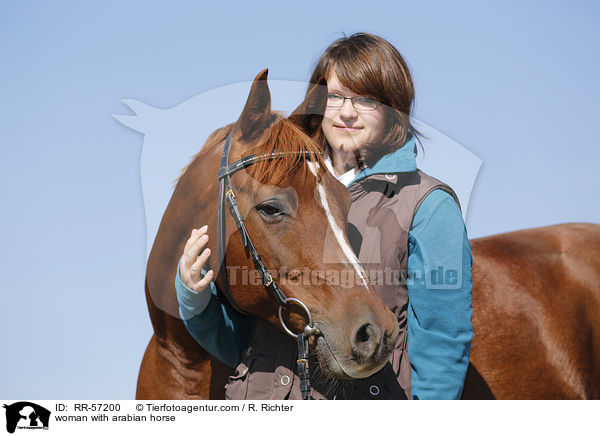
[334,125,362,132]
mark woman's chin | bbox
[327,135,366,152]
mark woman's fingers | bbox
[180,225,213,291]
[187,234,209,265]
[190,248,211,283]
[182,225,208,268]
[192,269,214,293]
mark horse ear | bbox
[236,69,273,142]
[288,76,328,137]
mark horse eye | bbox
[257,203,284,218]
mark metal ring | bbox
[278,297,318,338]
[369,385,380,396]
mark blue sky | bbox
[1,1,598,399]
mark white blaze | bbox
[307,162,369,290]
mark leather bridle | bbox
[216,132,321,399]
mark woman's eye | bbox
[354,97,379,109]
[327,94,344,104]
[356,97,374,104]
[257,203,284,218]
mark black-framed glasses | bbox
[326,93,381,111]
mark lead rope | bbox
[297,332,311,400]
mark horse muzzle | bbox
[313,317,399,380]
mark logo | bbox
[3,402,50,433]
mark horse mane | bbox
[242,117,325,187]
[176,115,325,187]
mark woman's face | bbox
[322,70,386,154]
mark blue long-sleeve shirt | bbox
[406,189,473,399]
[176,260,254,368]
[175,136,473,399]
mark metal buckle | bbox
[263,271,273,287]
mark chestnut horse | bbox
[136,70,399,399]
[136,71,600,400]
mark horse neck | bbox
[145,145,222,345]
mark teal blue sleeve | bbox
[407,190,473,399]
[175,259,254,368]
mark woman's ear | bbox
[288,76,328,137]
[234,69,274,143]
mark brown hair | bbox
[309,33,419,165]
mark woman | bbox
[176,33,473,399]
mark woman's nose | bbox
[339,98,358,119]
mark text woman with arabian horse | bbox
[137,33,600,400]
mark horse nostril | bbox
[355,323,373,344]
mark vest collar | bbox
[350,134,417,185]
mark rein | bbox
[216,132,321,399]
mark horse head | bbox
[149,70,399,380]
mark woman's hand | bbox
[180,225,214,292]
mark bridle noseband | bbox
[216,132,321,399]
